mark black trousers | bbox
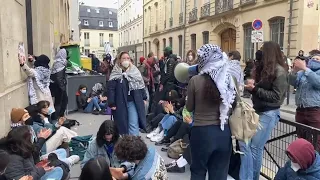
[190,125,232,180]
[165,120,191,142]
[53,88,68,118]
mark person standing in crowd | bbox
[243,59,254,98]
[159,47,177,99]
[186,44,235,180]
[81,120,121,168]
[275,138,320,180]
[20,54,55,114]
[110,135,167,180]
[99,53,113,87]
[1,126,64,180]
[90,54,100,72]
[241,41,287,180]
[289,54,320,149]
[228,51,244,87]
[151,57,161,92]
[107,52,147,135]
[50,48,69,120]
[186,50,197,65]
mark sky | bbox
[80,0,118,9]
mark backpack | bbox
[167,138,188,159]
[62,119,80,129]
[69,135,93,161]
[229,77,260,153]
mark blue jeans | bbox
[159,114,177,131]
[127,101,139,135]
[84,96,105,113]
[239,109,280,180]
[41,167,63,180]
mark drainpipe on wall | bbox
[183,0,187,60]
[286,0,294,105]
[25,0,33,55]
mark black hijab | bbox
[34,55,50,69]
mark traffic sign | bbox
[251,30,264,43]
[252,19,263,31]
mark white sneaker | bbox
[147,127,160,139]
[151,130,164,142]
[67,155,80,167]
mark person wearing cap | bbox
[159,47,178,99]
[10,108,33,128]
[275,138,320,180]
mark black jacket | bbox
[76,92,88,110]
[160,56,177,85]
[251,64,288,113]
[50,68,67,92]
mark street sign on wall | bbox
[252,19,263,31]
[251,30,264,43]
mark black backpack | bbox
[62,119,80,129]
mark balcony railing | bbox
[200,2,210,18]
[169,17,173,27]
[215,0,233,14]
[155,24,158,31]
[179,13,184,25]
[164,20,166,29]
[188,8,198,23]
[240,0,255,5]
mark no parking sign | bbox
[252,19,263,31]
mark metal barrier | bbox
[260,118,320,179]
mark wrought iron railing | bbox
[215,0,233,14]
[260,118,320,179]
[179,13,184,25]
[169,17,173,27]
[188,8,198,23]
[200,2,210,18]
[240,0,256,4]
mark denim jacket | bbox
[289,68,320,108]
[81,137,121,168]
[131,146,167,180]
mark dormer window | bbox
[87,9,90,12]
[84,20,89,26]
[96,9,100,13]
[109,22,113,27]
[99,21,104,27]
[109,11,112,15]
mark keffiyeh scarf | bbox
[51,49,67,74]
[109,63,145,94]
[228,60,244,86]
[92,83,104,95]
[197,44,236,130]
[28,66,51,105]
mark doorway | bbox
[221,28,236,53]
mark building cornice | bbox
[119,15,143,30]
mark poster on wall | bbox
[18,42,26,61]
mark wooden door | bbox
[221,28,236,53]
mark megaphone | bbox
[174,63,199,83]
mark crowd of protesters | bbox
[1,41,320,180]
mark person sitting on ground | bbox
[81,120,121,168]
[275,138,320,180]
[80,157,115,180]
[147,98,186,143]
[110,135,167,180]
[76,84,107,115]
[1,126,64,180]
[88,83,108,114]
[25,101,78,156]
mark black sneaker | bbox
[92,110,100,115]
[167,165,185,173]
[155,139,170,146]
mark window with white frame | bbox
[109,21,113,27]
[109,11,112,15]
[202,31,209,44]
[87,9,90,12]
[109,34,114,47]
[243,24,254,61]
[96,9,100,13]
[99,33,104,47]
[269,17,285,50]
[99,21,104,27]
